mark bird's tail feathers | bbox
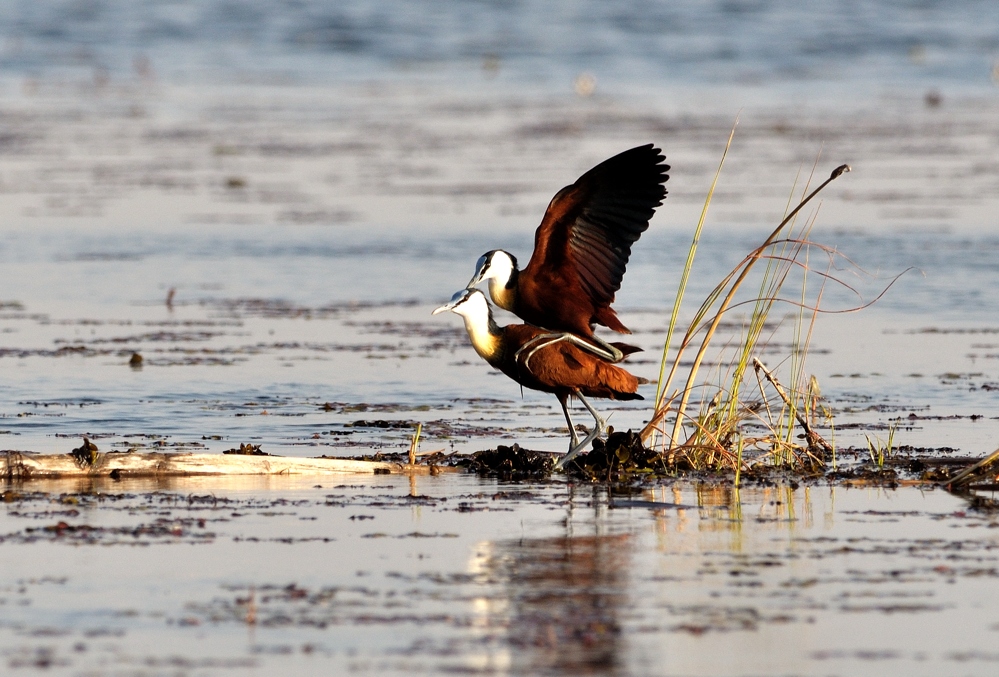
[610,341,642,356]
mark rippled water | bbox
[1,78,998,458]
[2,476,998,675]
[2,3,999,676]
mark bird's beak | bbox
[432,289,470,315]
[465,255,487,289]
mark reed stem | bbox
[641,164,850,447]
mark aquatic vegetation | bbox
[866,422,898,470]
[632,147,892,478]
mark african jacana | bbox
[467,144,669,362]
[433,288,643,468]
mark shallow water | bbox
[2,476,998,676]
[0,77,998,458]
[3,4,999,674]
[2,84,999,675]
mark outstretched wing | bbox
[523,144,669,311]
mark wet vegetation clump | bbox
[70,437,100,467]
[223,443,269,456]
[562,430,664,480]
[463,444,555,479]
[343,450,414,464]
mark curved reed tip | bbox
[830,164,851,180]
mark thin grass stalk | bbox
[781,238,810,448]
[641,164,851,448]
[734,436,744,487]
[717,266,779,445]
[753,166,814,424]
[650,236,799,453]
[648,261,738,448]
[789,245,811,442]
[830,418,837,470]
[408,423,422,466]
[702,233,800,458]
[945,446,999,488]
[778,243,809,449]
[796,254,832,450]
[723,243,793,442]
[807,376,821,425]
[866,434,880,468]
[784,204,826,450]
[758,209,816,449]
[651,122,738,444]
[755,369,774,424]
[692,335,743,452]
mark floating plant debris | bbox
[223,443,269,456]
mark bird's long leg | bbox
[575,334,624,363]
[554,392,607,470]
[557,393,580,449]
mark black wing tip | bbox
[601,144,669,179]
[621,143,666,164]
[620,144,670,194]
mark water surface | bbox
[2,4,999,674]
[2,476,997,675]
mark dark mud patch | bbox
[56,330,230,344]
[462,444,555,478]
[449,431,998,509]
[319,402,439,414]
[0,346,128,359]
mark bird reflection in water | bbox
[468,530,632,674]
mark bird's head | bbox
[433,289,499,359]
[466,250,518,289]
[432,288,490,321]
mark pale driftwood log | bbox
[3,450,460,481]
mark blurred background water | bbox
[1,0,997,98]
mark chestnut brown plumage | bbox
[467,144,669,362]
[433,289,644,468]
